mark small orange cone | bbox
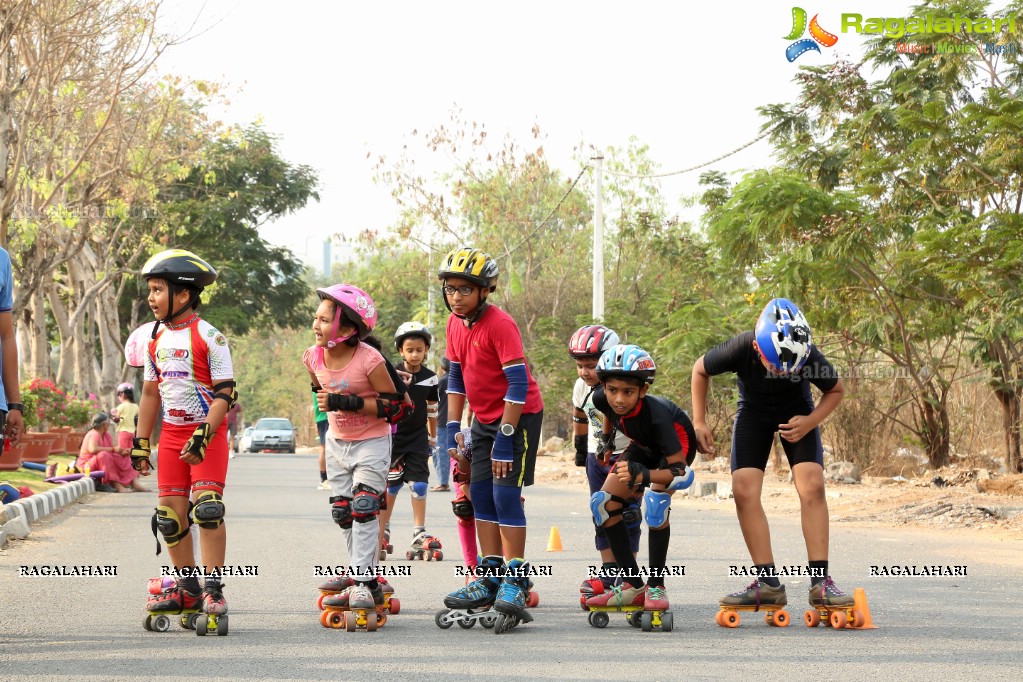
[850,587,877,629]
[546,526,563,552]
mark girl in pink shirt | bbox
[303,284,412,614]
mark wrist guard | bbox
[574,434,588,467]
[327,393,364,412]
[183,423,213,462]
[130,436,151,472]
[625,459,651,489]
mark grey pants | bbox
[325,434,390,580]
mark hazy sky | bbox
[156,0,918,269]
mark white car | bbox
[237,427,254,454]
[248,418,295,453]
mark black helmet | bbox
[438,247,499,291]
[141,249,218,289]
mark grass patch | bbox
[0,454,78,493]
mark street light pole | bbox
[592,154,604,322]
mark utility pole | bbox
[592,154,604,321]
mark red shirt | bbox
[445,305,543,423]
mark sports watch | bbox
[499,423,515,437]
[6,402,24,413]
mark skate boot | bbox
[196,582,229,636]
[808,576,854,608]
[717,580,790,628]
[436,555,505,630]
[579,564,619,608]
[492,558,535,633]
[804,576,864,629]
[144,581,202,632]
[644,585,669,611]
[407,529,443,561]
[317,575,355,609]
[584,582,645,610]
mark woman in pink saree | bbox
[77,413,147,492]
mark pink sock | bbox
[457,519,478,569]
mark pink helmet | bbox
[124,322,158,368]
[117,382,134,393]
[316,284,378,347]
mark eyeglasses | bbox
[443,285,477,296]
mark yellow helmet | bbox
[437,247,499,292]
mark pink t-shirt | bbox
[302,343,392,442]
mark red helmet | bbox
[568,325,620,359]
[316,284,378,347]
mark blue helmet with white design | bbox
[596,344,656,384]
[755,298,813,373]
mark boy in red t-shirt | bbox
[438,247,544,633]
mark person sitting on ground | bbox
[77,413,147,493]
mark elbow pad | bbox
[502,363,528,404]
[447,361,465,395]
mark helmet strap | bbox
[459,300,489,329]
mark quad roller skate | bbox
[317,575,394,610]
[320,581,399,632]
[143,577,202,632]
[380,525,394,561]
[195,582,229,636]
[436,556,502,630]
[804,577,865,629]
[579,566,619,610]
[491,559,535,634]
[406,529,443,561]
[585,583,675,632]
[716,580,791,628]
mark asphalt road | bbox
[1,451,1020,681]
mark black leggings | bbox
[729,408,822,472]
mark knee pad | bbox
[386,482,404,497]
[330,496,353,529]
[468,480,498,523]
[493,484,526,527]
[622,499,643,529]
[452,496,474,524]
[643,489,672,528]
[589,490,625,526]
[351,483,382,523]
[410,480,428,499]
[666,463,695,491]
[153,505,190,548]
[191,491,226,529]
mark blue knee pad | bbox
[386,482,403,496]
[493,484,526,527]
[590,490,626,526]
[643,489,672,528]
[468,480,498,523]
[410,481,428,498]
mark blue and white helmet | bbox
[755,298,813,373]
[596,344,656,384]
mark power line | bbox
[603,130,772,179]
[505,163,590,254]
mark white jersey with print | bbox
[144,316,234,426]
[573,377,630,455]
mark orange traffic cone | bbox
[546,526,563,552]
[850,587,877,629]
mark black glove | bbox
[574,434,588,467]
[182,423,213,462]
[376,398,413,424]
[595,430,614,462]
[326,393,364,412]
[130,436,151,472]
[624,459,651,489]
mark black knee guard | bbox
[622,500,642,530]
[330,496,353,529]
[191,491,226,529]
[351,484,382,523]
[152,505,190,556]
[452,496,474,520]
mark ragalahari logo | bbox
[785,7,838,61]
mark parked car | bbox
[247,418,295,453]
[235,426,254,454]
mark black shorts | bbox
[730,408,823,472]
[316,419,328,446]
[392,449,430,483]
[469,411,543,488]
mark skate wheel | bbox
[379,549,387,561]
[723,611,740,628]
[804,609,821,627]
[628,611,642,628]
[526,591,540,608]
[640,611,654,632]
[377,614,387,627]
[433,550,443,561]
[457,616,475,629]
[715,610,725,627]
[180,613,196,630]
[406,551,415,561]
[152,614,171,633]
[580,596,590,611]
[588,611,609,628]
[829,610,848,629]
[773,610,790,627]
[316,594,328,610]
[493,613,507,634]
[386,544,393,553]
[851,609,865,628]
[481,615,497,629]
[196,616,208,636]
[660,611,674,632]
[434,609,454,629]
[366,613,377,632]
[388,597,400,615]
[319,610,332,628]
[344,611,357,632]
[217,615,229,636]
[143,615,153,631]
